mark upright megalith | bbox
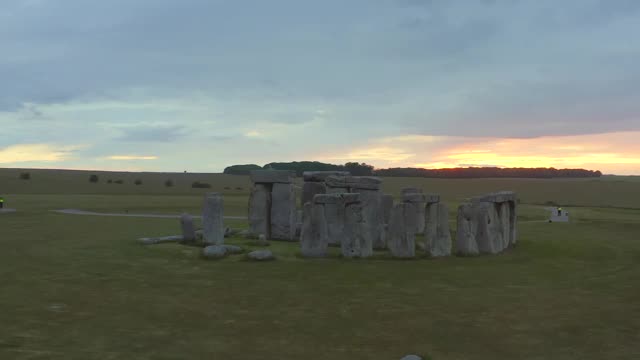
[202,193,224,245]
[402,191,427,234]
[342,200,372,258]
[300,202,328,257]
[180,213,196,242]
[423,195,451,257]
[382,194,394,224]
[271,183,297,241]
[301,171,350,207]
[387,203,416,258]
[249,184,271,238]
[456,191,518,256]
[248,170,297,241]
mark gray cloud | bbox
[117,125,190,142]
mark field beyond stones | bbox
[1,168,639,360]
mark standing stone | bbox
[403,193,427,234]
[499,201,511,250]
[270,183,297,241]
[180,213,196,242]
[456,203,479,256]
[249,184,271,238]
[431,202,452,257]
[300,202,329,257]
[358,188,385,249]
[387,203,416,258]
[509,201,517,246]
[302,182,326,207]
[326,186,349,194]
[382,194,394,224]
[202,193,224,245]
[474,202,502,254]
[424,202,439,251]
[342,202,372,258]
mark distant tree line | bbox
[223,161,375,176]
[224,162,602,179]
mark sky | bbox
[1,0,639,175]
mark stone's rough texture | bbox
[300,202,329,257]
[325,175,382,190]
[382,194,394,224]
[424,202,438,249]
[472,191,516,204]
[250,170,294,184]
[222,244,244,254]
[342,203,373,257]
[326,186,349,194]
[247,250,275,261]
[202,245,227,259]
[270,183,297,241]
[358,189,385,249]
[302,182,326,207]
[425,194,441,204]
[303,171,350,182]
[509,201,518,246]
[432,203,452,257]
[456,203,479,256]
[248,184,272,237]
[402,193,427,233]
[180,213,196,242]
[474,202,500,254]
[401,187,422,195]
[202,193,225,245]
[387,203,416,258]
[314,193,361,246]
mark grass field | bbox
[1,168,639,359]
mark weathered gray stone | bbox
[314,193,359,204]
[222,244,244,254]
[249,184,271,237]
[471,191,516,204]
[401,187,422,195]
[382,194,394,224]
[302,182,326,207]
[326,186,349,194]
[247,249,275,261]
[455,203,479,256]
[424,202,438,249]
[400,355,423,360]
[474,202,504,254]
[358,189,385,249]
[325,175,382,190]
[137,235,183,245]
[250,170,294,184]
[509,201,517,246]
[432,202,452,257]
[403,193,427,233]
[425,194,441,204]
[202,245,227,259]
[270,183,297,241]
[300,202,329,257]
[202,193,224,245]
[180,213,196,242]
[303,171,350,182]
[387,203,416,258]
[342,202,372,257]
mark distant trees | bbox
[134,179,142,185]
[89,174,99,183]
[192,181,211,189]
[165,179,174,187]
[374,167,602,179]
[223,164,263,175]
[114,179,124,184]
[343,162,374,176]
[19,172,31,180]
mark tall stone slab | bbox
[202,193,224,245]
[270,183,297,241]
[509,201,517,246]
[302,182,326,207]
[342,202,372,258]
[387,203,416,258]
[431,203,451,257]
[248,184,271,238]
[403,193,427,234]
[455,203,479,256]
[424,202,439,251]
[358,188,385,249]
[180,213,196,242]
[300,202,328,257]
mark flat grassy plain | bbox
[1,168,639,359]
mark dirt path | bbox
[51,209,247,220]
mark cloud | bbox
[117,125,190,142]
[0,143,82,164]
[106,155,158,160]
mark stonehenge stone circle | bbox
[202,193,224,245]
[456,191,517,255]
[402,191,427,234]
[387,203,417,258]
[424,196,452,257]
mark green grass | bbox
[1,168,639,359]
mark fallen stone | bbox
[387,203,416,258]
[138,235,183,245]
[203,245,227,259]
[250,170,294,184]
[248,184,272,238]
[303,171,350,182]
[202,193,224,245]
[270,183,297,241]
[180,213,196,242]
[247,250,275,261]
[300,202,328,257]
[400,355,423,360]
[222,244,244,254]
